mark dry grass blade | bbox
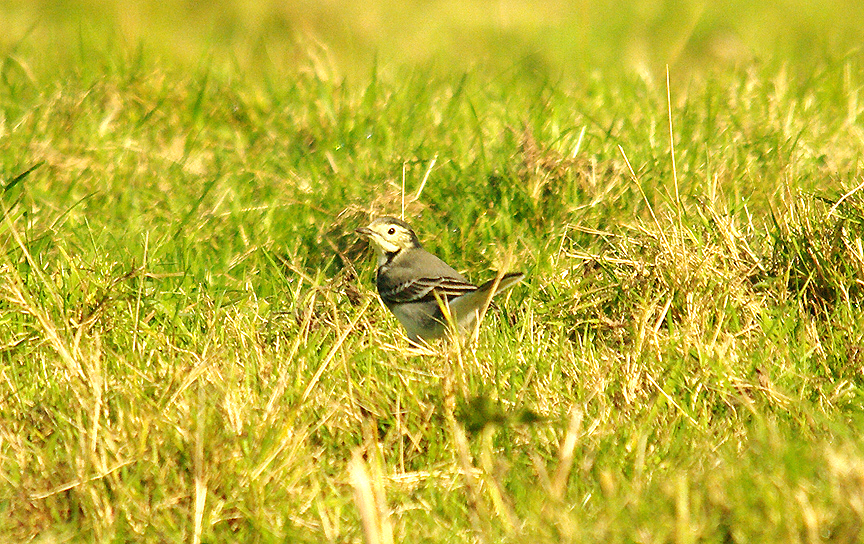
[193,383,207,544]
[413,153,438,201]
[301,298,370,403]
[646,373,700,428]
[349,448,394,544]
[551,408,583,501]
[828,178,864,217]
[452,422,490,543]
[2,273,83,379]
[618,144,668,247]
[265,293,316,417]
[28,460,134,500]
[666,65,681,221]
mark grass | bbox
[2,1,864,542]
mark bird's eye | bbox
[387,227,396,235]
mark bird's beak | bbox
[355,226,373,237]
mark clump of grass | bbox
[546,202,766,355]
[770,186,864,315]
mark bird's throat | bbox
[377,248,400,269]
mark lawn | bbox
[1,1,864,542]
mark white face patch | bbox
[364,221,415,256]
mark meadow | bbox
[1,1,864,542]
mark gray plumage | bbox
[356,216,524,342]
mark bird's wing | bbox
[378,248,477,305]
[379,275,477,305]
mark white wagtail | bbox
[356,216,524,343]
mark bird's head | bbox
[356,216,422,259]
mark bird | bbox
[355,216,524,343]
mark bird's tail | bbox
[476,271,525,297]
[445,271,525,330]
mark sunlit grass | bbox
[1,1,864,542]
[4,0,864,80]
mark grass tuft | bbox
[771,188,864,314]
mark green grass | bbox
[2,1,864,542]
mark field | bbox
[2,1,864,542]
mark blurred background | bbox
[3,0,863,81]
